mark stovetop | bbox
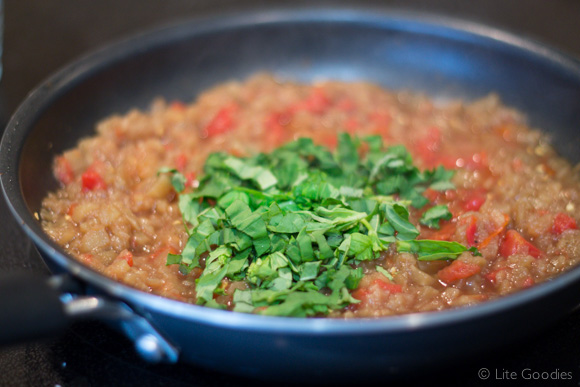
[2,1,580,385]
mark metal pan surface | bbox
[2,7,580,381]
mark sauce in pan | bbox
[41,74,580,317]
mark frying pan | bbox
[2,7,580,381]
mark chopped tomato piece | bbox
[149,245,179,262]
[552,213,577,235]
[118,250,134,267]
[169,101,186,112]
[423,221,456,241]
[465,216,478,247]
[372,279,402,294]
[55,156,75,185]
[369,111,391,135]
[344,117,359,134]
[67,203,77,216]
[477,213,510,249]
[336,98,356,112]
[81,167,106,192]
[484,267,508,283]
[290,88,331,114]
[522,277,535,288]
[185,171,198,188]
[79,253,94,264]
[444,189,458,201]
[264,112,284,131]
[351,287,370,301]
[462,189,487,212]
[205,103,239,137]
[499,230,542,258]
[419,126,442,151]
[414,126,442,167]
[264,111,290,147]
[298,88,331,114]
[320,134,338,149]
[438,260,481,284]
[351,279,402,305]
[423,188,442,203]
[437,155,461,170]
[175,153,188,172]
[444,188,487,216]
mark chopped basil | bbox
[420,205,453,229]
[161,133,477,316]
[396,240,480,261]
[376,266,394,281]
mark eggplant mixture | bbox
[40,74,580,317]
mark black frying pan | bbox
[2,8,580,381]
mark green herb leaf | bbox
[160,132,472,316]
[376,266,394,281]
[396,239,472,261]
[384,203,420,241]
[420,205,453,229]
[195,247,231,304]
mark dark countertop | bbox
[1,1,580,386]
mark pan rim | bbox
[2,6,580,334]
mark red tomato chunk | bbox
[462,190,487,212]
[205,103,239,137]
[552,213,577,235]
[465,216,478,247]
[373,279,403,294]
[438,260,481,284]
[118,250,134,267]
[292,88,331,114]
[499,230,541,258]
[81,168,106,192]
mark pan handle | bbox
[0,273,71,344]
[0,273,179,363]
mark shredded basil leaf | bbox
[376,266,394,281]
[160,133,477,316]
[396,240,472,261]
[420,205,453,230]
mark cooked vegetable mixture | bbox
[41,74,580,317]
